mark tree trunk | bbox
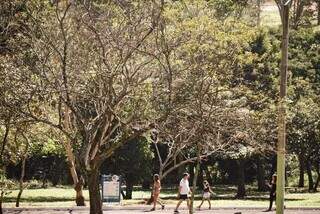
[313,163,320,192]
[88,168,102,214]
[298,154,305,187]
[189,146,201,214]
[257,157,267,191]
[64,140,85,206]
[124,179,133,199]
[292,0,304,29]
[306,160,314,192]
[0,191,4,214]
[317,0,320,25]
[276,2,291,214]
[235,159,246,199]
[257,0,261,26]
[74,176,85,206]
[16,156,27,207]
[62,105,85,206]
[189,163,195,184]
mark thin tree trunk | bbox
[0,120,10,160]
[276,2,291,214]
[257,157,267,191]
[0,191,4,214]
[88,168,102,214]
[124,179,133,199]
[306,160,314,192]
[189,146,201,214]
[298,154,305,187]
[235,159,246,199]
[66,144,85,206]
[16,156,27,207]
[317,0,320,25]
[257,0,261,26]
[62,106,85,206]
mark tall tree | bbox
[2,1,164,213]
[274,1,292,213]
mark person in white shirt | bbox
[174,173,191,213]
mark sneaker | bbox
[174,210,179,213]
[150,208,155,211]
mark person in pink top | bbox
[150,174,165,211]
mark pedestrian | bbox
[174,173,191,213]
[150,174,165,211]
[265,174,277,212]
[197,180,213,210]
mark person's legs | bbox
[197,198,204,209]
[267,194,274,211]
[175,199,183,212]
[207,199,211,209]
[186,198,191,211]
[151,194,158,211]
[157,198,164,206]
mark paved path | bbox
[4,206,320,214]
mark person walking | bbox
[174,173,191,213]
[150,174,165,211]
[197,180,213,210]
[265,174,277,212]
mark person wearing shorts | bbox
[174,173,191,213]
[197,180,213,210]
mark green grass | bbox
[261,4,281,27]
[3,185,320,208]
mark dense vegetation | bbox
[1,0,320,214]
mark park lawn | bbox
[260,2,281,27]
[3,186,320,208]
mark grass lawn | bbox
[3,185,320,208]
[261,3,281,27]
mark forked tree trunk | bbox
[306,160,314,192]
[88,168,102,214]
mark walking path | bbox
[4,206,320,214]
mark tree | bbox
[2,1,165,213]
[274,1,292,213]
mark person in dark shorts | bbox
[174,173,191,213]
[265,174,277,212]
